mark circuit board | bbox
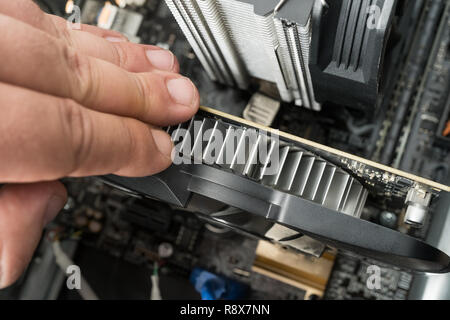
[26,0,450,300]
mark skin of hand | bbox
[0,0,199,289]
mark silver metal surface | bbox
[404,188,432,227]
[243,93,281,126]
[164,0,323,109]
[171,115,368,218]
[409,190,450,299]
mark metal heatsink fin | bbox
[169,116,367,218]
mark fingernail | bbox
[167,78,197,107]
[105,36,127,43]
[152,129,174,159]
[146,49,175,71]
[44,195,67,226]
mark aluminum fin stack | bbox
[167,115,368,218]
[164,0,319,109]
[164,0,398,111]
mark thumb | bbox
[0,181,67,289]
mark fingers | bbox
[48,14,130,41]
[51,15,180,73]
[0,83,174,183]
[0,14,198,126]
[0,0,127,40]
[0,181,67,289]
[0,0,60,36]
[0,1,179,73]
[64,28,180,73]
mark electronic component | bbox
[164,0,401,110]
[104,107,450,273]
[15,0,448,301]
[252,241,335,300]
[243,93,280,126]
[81,0,144,42]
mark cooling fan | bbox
[103,107,450,273]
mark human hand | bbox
[0,0,199,288]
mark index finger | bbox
[0,1,180,74]
[0,14,199,126]
[0,83,174,182]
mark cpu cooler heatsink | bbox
[165,0,398,110]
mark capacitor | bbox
[88,220,103,234]
[158,242,174,259]
[404,203,428,228]
[379,211,398,229]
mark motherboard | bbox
[8,0,447,300]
